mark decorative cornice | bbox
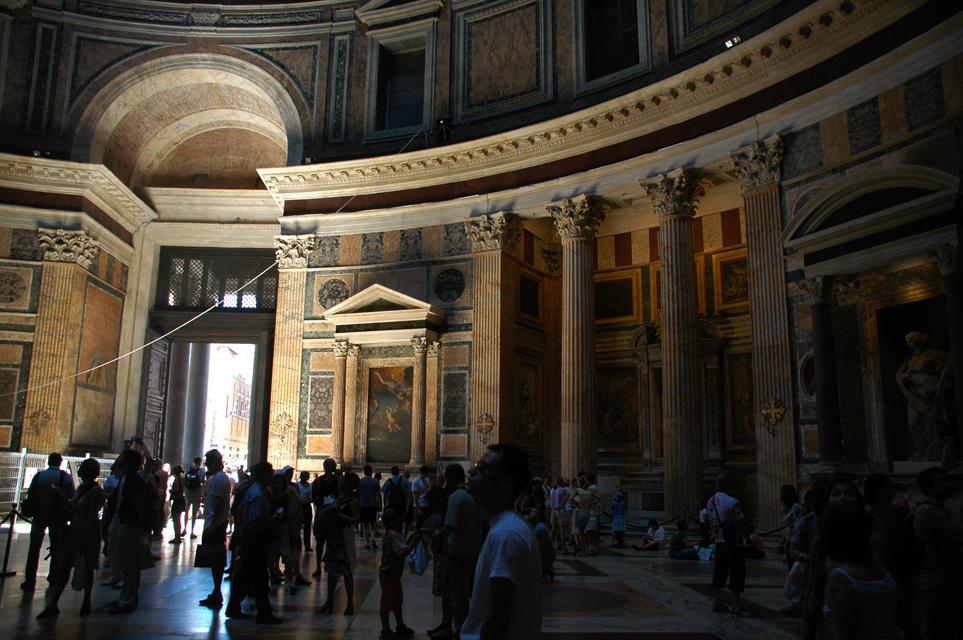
[730,135,784,192]
[37,228,100,269]
[547,195,608,241]
[926,240,960,277]
[798,276,833,305]
[356,0,443,28]
[640,169,705,219]
[463,212,522,253]
[0,154,156,234]
[259,0,925,204]
[274,234,314,268]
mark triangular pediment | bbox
[324,284,435,318]
[322,284,446,346]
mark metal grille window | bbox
[156,249,277,312]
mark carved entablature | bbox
[798,276,833,305]
[730,135,784,192]
[640,169,705,219]
[463,212,522,253]
[547,194,609,241]
[541,240,562,275]
[274,234,315,268]
[37,228,100,270]
[926,240,960,277]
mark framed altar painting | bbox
[712,248,750,313]
[594,269,641,325]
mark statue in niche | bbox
[896,331,954,461]
[518,380,539,441]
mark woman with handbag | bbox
[37,458,105,619]
[318,472,361,615]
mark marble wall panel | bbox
[944,56,963,117]
[0,368,18,421]
[820,112,849,167]
[311,236,340,267]
[422,225,445,260]
[310,350,335,372]
[848,98,882,156]
[0,265,36,312]
[339,233,362,266]
[308,375,333,432]
[669,0,781,54]
[306,434,331,456]
[0,343,23,365]
[440,433,467,458]
[400,229,422,262]
[631,229,649,265]
[905,67,944,132]
[357,268,425,301]
[442,371,467,430]
[383,230,401,263]
[444,223,470,257]
[0,425,10,447]
[443,344,469,367]
[879,85,909,144]
[10,229,40,261]
[702,213,723,253]
[0,228,11,258]
[312,274,352,317]
[783,124,823,181]
[361,233,384,265]
[465,2,539,106]
[597,235,615,270]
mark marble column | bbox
[641,170,704,519]
[22,229,99,453]
[542,242,563,472]
[464,213,522,463]
[409,337,428,467]
[731,136,796,527]
[163,342,191,466]
[548,195,608,479]
[799,276,844,472]
[267,235,313,467]
[926,240,963,450]
[331,341,349,464]
[425,341,440,465]
[184,343,210,460]
[343,345,361,465]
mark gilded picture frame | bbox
[594,269,641,325]
[712,248,750,313]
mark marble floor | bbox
[0,521,803,640]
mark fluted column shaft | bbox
[409,338,428,467]
[343,346,360,465]
[801,277,844,471]
[331,343,348,463]
[643,171,704,519]
[731,136,796,527]
[549,196,608,478]
[267,235,314,467]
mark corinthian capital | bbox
[798,276,833,305]
[332,341,351,358]
[463,212,521,253]
[38,228,100,269]
[274,234,314,268]
[926,240,960,277]
[730,135,784,192]
[547,195,608,241]
[640,169,705,219]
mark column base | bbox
[408,458,426,469]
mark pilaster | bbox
[730,135,796,528]
[425,341,440,466]
[343,344,361,465]
[21,229,99,453]
[641,170,704,519]
[409,337,428,467]
[267,234,313,467]
[926,240,963,452]
[331,341,349,464]
[548,195,608,478]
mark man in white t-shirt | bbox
[460,444,542,640]
[199,449,233,610]
[411,464,432,527]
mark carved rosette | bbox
[640,169,705,219]
[761,397,786,436]
[410,337,428,354]
[547,195,609,241]
[332,341,351,358]
[475,413,496,441]
[798,276,833,305]
[926,240,960,277]
[37,228,100,270]
[832,280,863,307]
[730,136,784,192]
[541,240,562,275]
[274,234,315,268]
[463,213,522,253]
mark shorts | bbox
[551,508,568,528]
[379,575,403,611]
[360,506,378,524]
[575,511,590,530]
[712,542,746,593]
[200,520,228,567]
[585,514,598,532]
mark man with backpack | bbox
[21,452,75,591]
[184,457,205,540]
[381,466,409,529]
[914,466,963,640]
[311,458,340,577]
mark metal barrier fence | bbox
[0,449,116,519]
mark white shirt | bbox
[460,510,543,640]
[412,474,430,508]
[204,470,233,528]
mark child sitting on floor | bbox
[633,518,666,551]
[378,509,420,640]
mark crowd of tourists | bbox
[18,441,546,640]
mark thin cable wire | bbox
[1,259,279,400]
[331,128,425,216]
